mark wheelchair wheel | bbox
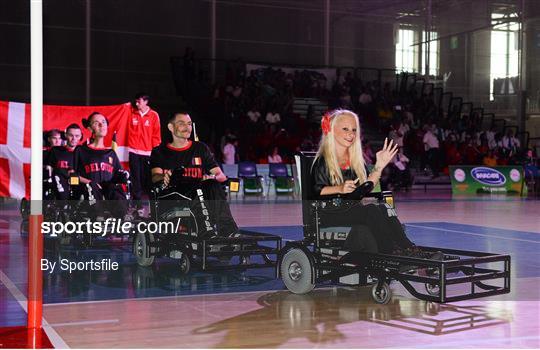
[280,248,315,294]
[133,266,155,290]
[19,198,29,220]
[371,281,392,304]
[134,232,155,267]
[425,283,440,296]
[179,254,190,274]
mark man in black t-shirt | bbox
[44,124,82,200]
[150,112,238,238]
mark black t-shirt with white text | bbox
[75,144,122,184]
[47,146,77,171]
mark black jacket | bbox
[311,156,365,198]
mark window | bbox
[490,13,519,100]
[395,28,439,76]
[421,31,439,76]
[395,29,418,73]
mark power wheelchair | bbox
[20,167,133,248]
[277,152,511,304]
[132,167,281,274]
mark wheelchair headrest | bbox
[294,151,317,201]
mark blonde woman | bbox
[311,109,414,254]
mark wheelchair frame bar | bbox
[150,230,282,272]
[293,242,511,303]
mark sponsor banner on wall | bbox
[449,165,525,196]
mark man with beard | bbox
[150,112,238,238]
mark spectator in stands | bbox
[376,102,393,131]
[339,89,353,109]
[501,129,520,156]
[265,108,281,125]
[477,137,490,162]
[443,133,462,166]
[247,106,261,124]
[389,147,412,191]
[462,136,481,165]
[389,122,404,148]
[268,146,283,164]
[423,124,441,178]
[220,128,237,153]
[362,140,375,165]
[485,126,497,149]
[358,87,372,106]
[524,148,538,167]
[398,117,411,139]
[483,149,498,167]
[222,136,237,165]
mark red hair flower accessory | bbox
[321,111,332,135]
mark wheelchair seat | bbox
[279,152,511,303]
[295,152,369,252]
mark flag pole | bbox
[193,122,199,142]
[29,0,44,340]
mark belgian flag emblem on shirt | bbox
[193,157,202,166]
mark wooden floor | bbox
[43,283,539,348]
[3,193,540,348]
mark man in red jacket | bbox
[128,92,161,212]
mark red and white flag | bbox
[0,100,134,199]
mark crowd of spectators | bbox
[326,70,534,181]
[199,64,330,164]
[179,52,535,179]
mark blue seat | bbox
[237,161,264,195]
[268,163,295,196]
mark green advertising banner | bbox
[449,165,525,195]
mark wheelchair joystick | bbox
[345,180,374,200]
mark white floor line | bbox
[44,287,287,307]
[45,284,338,308]
[406,224,540,244]
[0,269,69,348]
[48,319,119,327]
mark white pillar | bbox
[30,0,43,211]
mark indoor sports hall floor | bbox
[1,192,539,348]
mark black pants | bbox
[426,148,440,177]
[76,182,129,219]
[129,152,151,202]
[320,202,413,254]
[47,174,70,200]
[157,180,238,238]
